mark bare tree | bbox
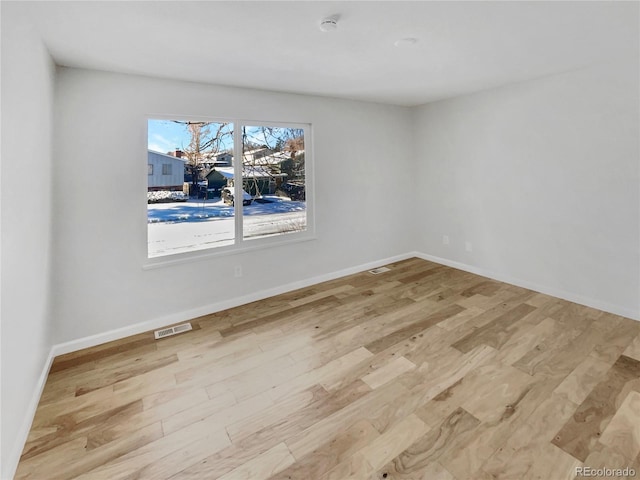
[168,122,303,199]
[173,121,232,195]
[284,135,304,158]
[241,126,305,198]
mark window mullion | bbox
[233,124,244,244]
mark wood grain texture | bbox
[376,407,480,479]
[551,354,640,462]
[15,258,640,480]
[598,390,640,461]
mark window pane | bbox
[147,119,234,258]
[241,126,307,241]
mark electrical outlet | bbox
[443,235,450,245]
[234,265,242,277]
[465,241,472,252]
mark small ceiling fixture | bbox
[394,37,418,47]
[319,16,338,32]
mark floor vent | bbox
[368,266,391,275]
[154,322,193,340]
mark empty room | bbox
[2,1,639,479]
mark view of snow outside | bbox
[148,197,306,257]
[148,119,307,258]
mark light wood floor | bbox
[15,258,640,479]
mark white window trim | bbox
[143,115,315,269]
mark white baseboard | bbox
[413,251,640,321]
[3,349,56,480]
[51,252,415,357]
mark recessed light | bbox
[319,17,338,32]
[394,37,418,47]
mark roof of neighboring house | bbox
[213,166,286,179]
[244,151,297,165]
[148,150,187,162]
[242,147,305,163]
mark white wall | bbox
[412,60,640,318]
[51,68,414,344]
[1,4,56,478]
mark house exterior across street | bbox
[206,166,287,196]
[147,150,186,191]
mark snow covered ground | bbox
[148,196,306,257]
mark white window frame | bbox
[144,115,315,268]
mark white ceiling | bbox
[17,1,640,106]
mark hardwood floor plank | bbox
[554,355,612,405]
[317,452,375,480]
[316,297,436,343]
[207,351,297,400]
[170,380,371,479]
[437,371,574,480]
[376,407,480,479]
[552,355,640,462]
[352,345,495,452]
[459,362,535,423]
[590,315,640,364]
[74,353,179,396]
[268,419,379,480]
[364,304,465,354]
[358,414,431,471]
[451,303,537,354]
[494,316,557,366]
[523,443,582,480]
[21,399,143,461]
[317,334,422,393]
[437,306,485,331]
[269,346,373,402]
[598,390,640,461]
[581,442,640,480]
[482,393,578,479]
[288,284,355,308]
[225,386,325,443]
[361,356,416,389]
[400,344,497,400]
[174,335,303,388]
[16,422,163,480]
[162,388,267,436]
[30,385,137,431]
[75,418,230,480]
[392,264,447,285]
[217,442,295,480]
[460,279,503,298]
[219,295,342,337]
[49,334,157,374]
[512,315,594,376]
[84,388,231,453]
[624,332,640,362]
[285,381,408,460]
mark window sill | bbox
[142,232,317,270]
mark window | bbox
[148,164,153,175]
[147,118,312,259]
[162,163,172,175]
